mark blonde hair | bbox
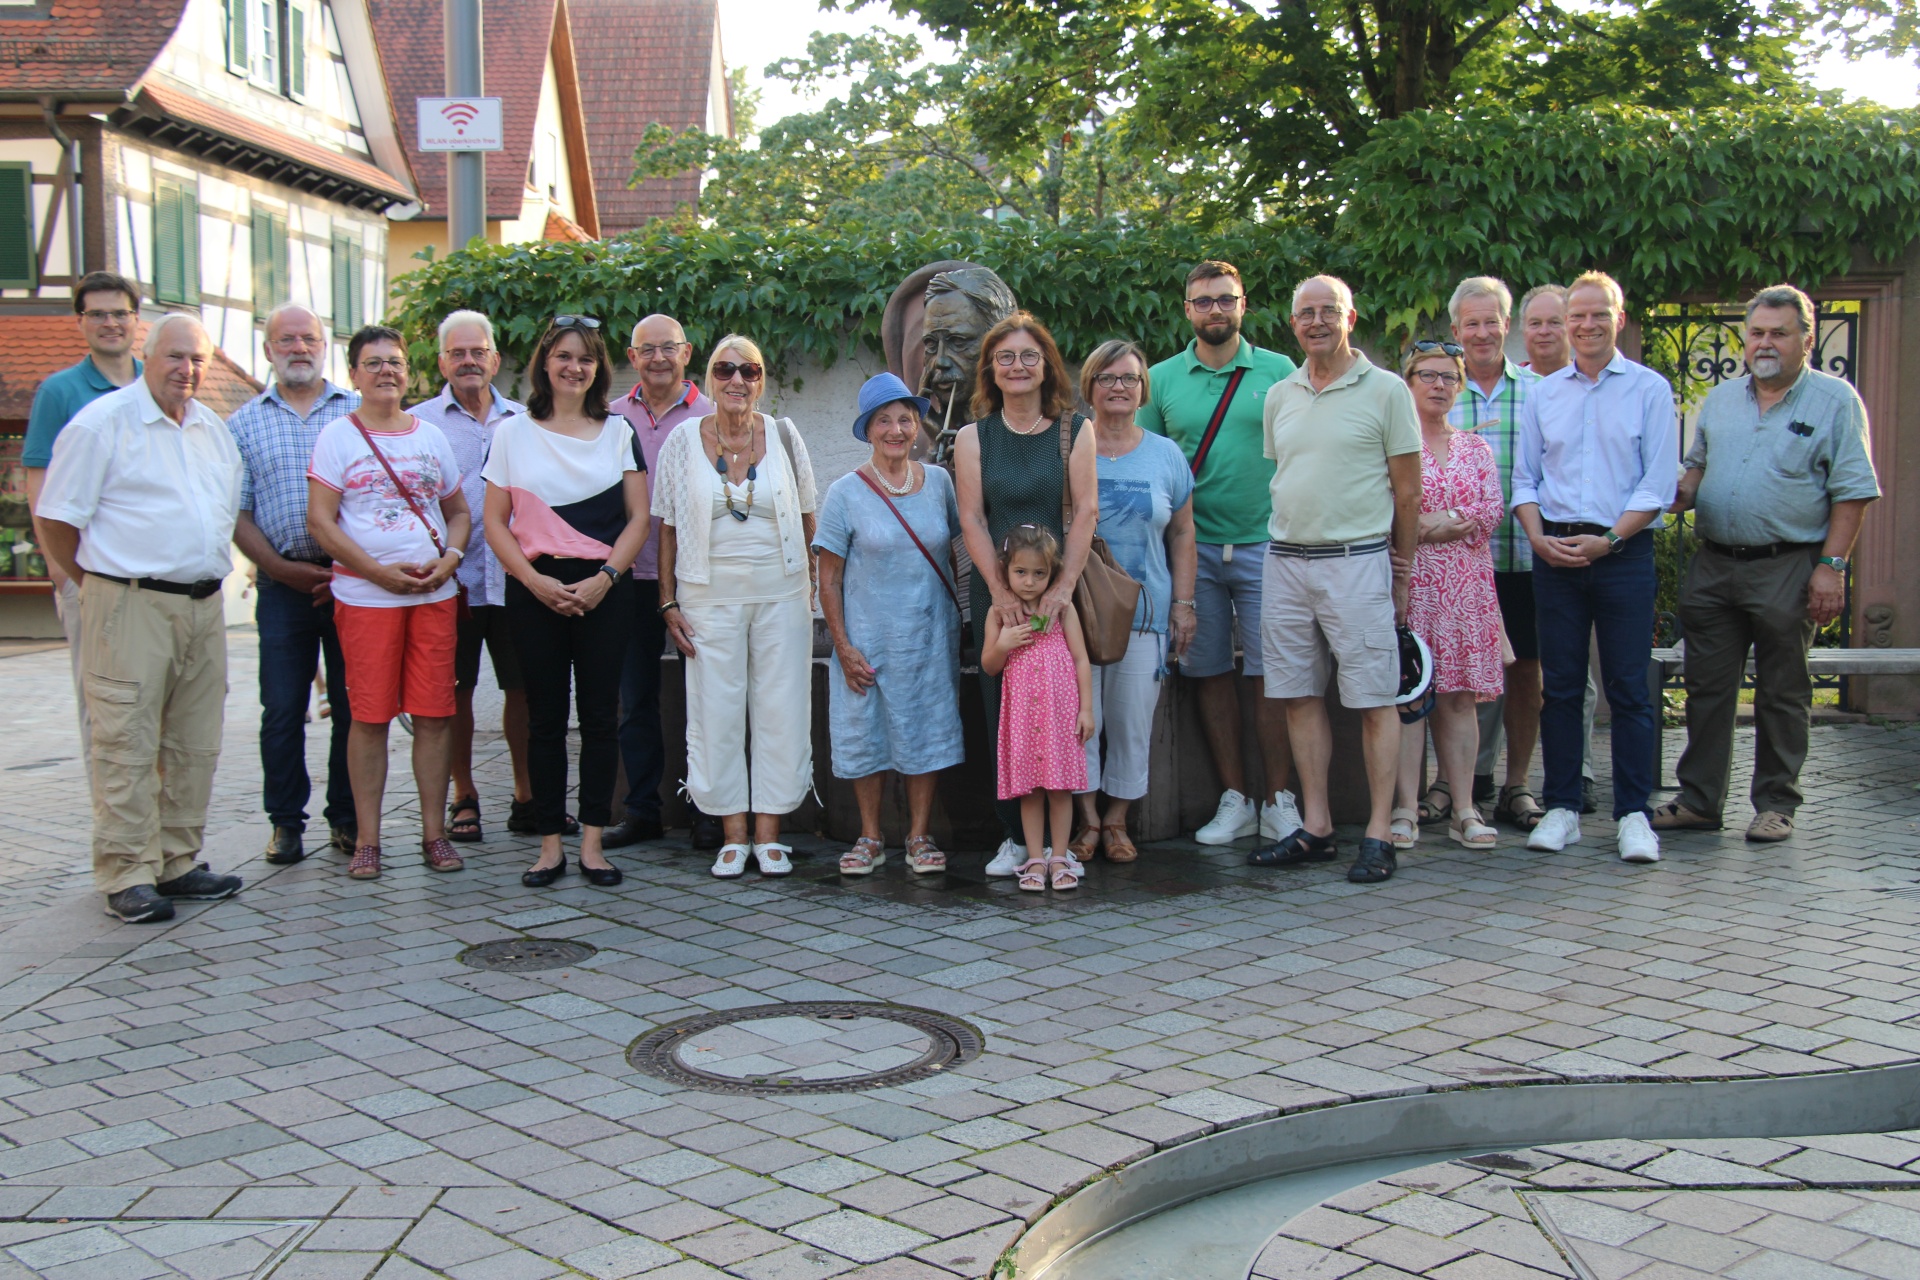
[703,334,766,403]
[1568,271,1626,313]
[1402,345,1465,382]
[1079,339,1149,406]
[1448,276,1512,324]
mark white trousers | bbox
[682,593,814,816]
[1080,630,1165,801]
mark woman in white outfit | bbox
[654,336,818,877]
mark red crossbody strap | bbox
[1189,366,1248,477]
[349,412,448,558]
[852,466,961,615]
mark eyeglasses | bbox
[357,357,407,372]
[712,361,762,383]
[81,309,135,323]
[268,334,325,350]
[1411,369,1462,387]
[1293,306,1347,323]
[1413,340,1466,357]
[443,346,494,362]
[1093,372,1142,389]
[553,314,602,330]
[993,348,1044,368]
[633,342,688,360]
[1186,294,1243,313]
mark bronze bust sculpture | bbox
[880,261,1018,461]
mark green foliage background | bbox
[391,104,1920,375]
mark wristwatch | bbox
[599,564,622,585]
[1604,530,1622,550]
[1818,555,1849,572]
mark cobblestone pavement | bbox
[1,635,1919,1280]
[1255,1132,1920,1278]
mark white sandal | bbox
[712,843,750,878]
[753,842,794,877]
[1389,807,1419,850]
[840,837,885,877]
[1449,809,1498,850]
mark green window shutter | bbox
[250,209,270,313]
[270,214,287,307]
[349,240,365,327]
[181,188,200,303]
[330,231,352,335]
[0,163,35,290]
[287,1,307,99]
[154,183,183,304]
[226,0,248,75]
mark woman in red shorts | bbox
[307,325,472,880]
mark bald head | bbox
[142,314,213,422]
[630,313,692,403]
[264,304,326,390]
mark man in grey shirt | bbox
[1659,284,1879,843]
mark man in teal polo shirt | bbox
[1139,260,1300,846]
[23,271,144,781]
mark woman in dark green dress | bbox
[954,311,1098,875]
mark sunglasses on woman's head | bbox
[553,314,602,330]
[713,361,763,383]
[1412,339,1464,356]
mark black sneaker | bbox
[1472,773,1496,806]
[690,812,724,851]
[509,800,580,836]
[330,824,358,855]
[105,885,175,923]
[1348,837,1397,884]
[155,865,243,901]
[264,826,306,865]
[602,815,664,849]
[1580,777,1598,816]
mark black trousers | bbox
[618,578,667,822]
[505,558,631,834]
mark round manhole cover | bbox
[627,1001,984,1095]
[458,938,597,972]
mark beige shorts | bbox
[1260,542,1399,708]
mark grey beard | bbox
[277,364,321,388]
[1750,353,1783,379]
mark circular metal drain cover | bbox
[459,938,597,972]
[627,1001,984,1095]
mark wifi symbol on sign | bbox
[441,101,479,134]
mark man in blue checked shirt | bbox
[229,305,361,867]
[1512,271,1678,866]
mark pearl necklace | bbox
[869,461,916,496]
[1003,411,1048,435]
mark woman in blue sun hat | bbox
[812,373,965,877]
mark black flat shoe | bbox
[521,854,568,888]
[690,812,724,851]
[1248,829,1338,867]
[581,861,624,887]
[1347,837,1397,884]
[602,816,662,849]
[264,826,306,865]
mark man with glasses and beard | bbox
[409,311,539,846]
[1138,261,1301,847]
[1658,285,1877,844]
[606,315,716,849]
[229,305,361,866]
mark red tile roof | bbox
[0,316,261,421]
[0,0,183,97]
[543,210,592,242]
[371,0,580,223]
[569,0,724,235]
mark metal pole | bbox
[444,0,485,249]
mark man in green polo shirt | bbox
[23,270,144,781]
[1139,260,1300,846]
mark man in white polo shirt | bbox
[34,314,246,923]
[1250,275,1422,885]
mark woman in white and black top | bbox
[482,317,650,889]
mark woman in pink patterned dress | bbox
[1392,343,1506,851]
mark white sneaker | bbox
[1527,808,1583,852]
[712,843,750,878]
[1260,790,1303,841]
[1197,789,1259,844]
[985,839,1026,877]
[1617,812,1661,864]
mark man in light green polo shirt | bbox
[1139,260,1300,848]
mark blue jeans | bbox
[257,576,353,832]
[1533,531,1656,819]
[618,578,667,822]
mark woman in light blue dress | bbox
[813,373,965,877]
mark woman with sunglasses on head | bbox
[652,336,819,878]
[954,311,1098,878]
[482,316,651,889]
[1388,341,1506,853]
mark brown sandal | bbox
[1068,824,1101,861]
[1101,822,1137,863]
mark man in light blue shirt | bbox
[1512,271,1678,865]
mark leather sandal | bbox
[1449,809,1497,849]
[1496,784,1545,832]
[1100,823,1137,863]
[447,795,483,843]
[1418,780,1453,825]
[421,837,464,872]
[348,845,381,879]
[1068,824,1101,862]
[1388,807,1419,850]
[1248,829,1337,867]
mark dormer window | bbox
[226,0,309,101]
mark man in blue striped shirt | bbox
[229,305,360,867]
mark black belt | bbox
[1541,521,1610,539]
[1269,536,1389,559]
[92,573,224,599]
[1701,538,1818,561]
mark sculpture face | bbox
[920,290,992,441]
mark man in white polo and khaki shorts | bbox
[1249,274,1422,886]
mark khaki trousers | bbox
[1675,546,1818,820]
[54,577,92,792]
[80,577,228,893]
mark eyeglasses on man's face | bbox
[1293,305,1346,324]
[1186,294,1243,313]
[444,346,494,363]
[993,348,1044,368]
[1093,372,1142,389]
[82,309,136,324]
[633,342,688,360]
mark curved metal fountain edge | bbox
[1011,1062,1920,1278]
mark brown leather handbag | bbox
[1057,414,1141,666]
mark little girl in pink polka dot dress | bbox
[982,525,1094,892]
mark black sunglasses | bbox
[1412,339,1465,357]
[553,314,602,330]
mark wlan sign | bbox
[417,97,504,152]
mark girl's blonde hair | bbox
[999,523,1061,586]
